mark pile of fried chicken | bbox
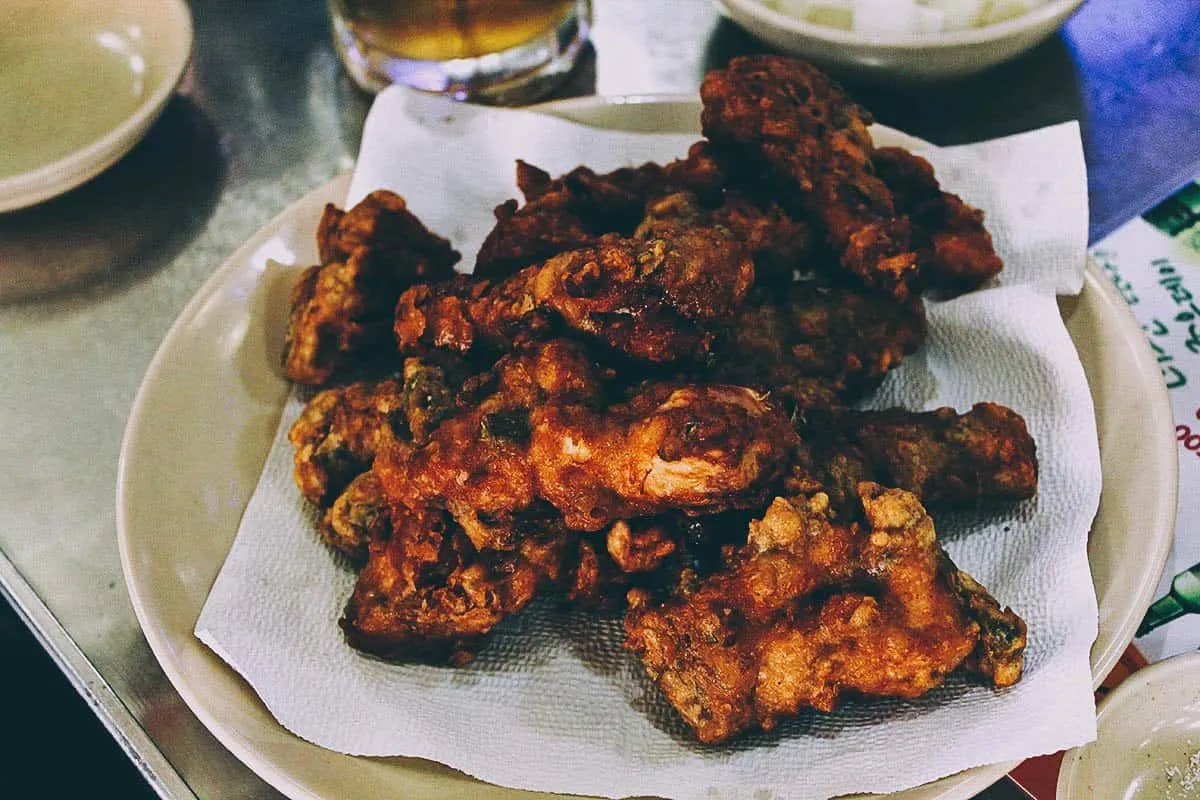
[280,55,1035,744]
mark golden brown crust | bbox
[624,485,1026,743]
[341,504,573,664]
[396,229,752,365]
[873,147,1004,293]
[701,55,919,298]
[790,403,1039,514]
[283,190,460,385]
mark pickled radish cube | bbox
[852,0,921,35]
[805,0,854,29]
[924,0,986,30]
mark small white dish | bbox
[1058,652,1200,799]
[0,0,193,212]
[719,0,1086,79]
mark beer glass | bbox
[327,0,591,103]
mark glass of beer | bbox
[327,0,591,104]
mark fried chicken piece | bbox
[606,518,678,574]
[475,145,729,278]
[476,161,652,278]
[288,378,410,507]
[624,484,1026,743]
[531,384,797,531]
[380,351,793,554]
[562,510,763,611]
[341,504,573,664]
[376,340,606,552]
[789,403,1039,514]
[635,191,815,287]
[873,147,1004,292]
[700,56,918,298]
[315,190,461,278]
[397,356,457,443]
[704,280,926,411]
[283,191,460,385]
[396,228,753,364]
[319,470,389,561]
[288,361,458,508]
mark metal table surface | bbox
[1,0,1197,797]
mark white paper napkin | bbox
[196,88,1099,800]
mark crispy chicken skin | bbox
[315,190,461,281]
[341,504,573,664]
[635,191,815,288]
[474,145,729,278]
[701,55,918,298]
[376,339,603,552]
[395,228,753,364]
[624,484,1026,743]
[280,57,1036,721]
[288,362,456,508]
[283,191,460,385]
[379,344,795,552]
[873,147,1004,292]
[288,378,410,507]
[320,470,389,561]
[531,384,798,531]
[790,403,1039,514]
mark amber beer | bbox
[327,0,590,101]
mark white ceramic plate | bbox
[718,0,1085,79]
[0,0,192,212]
[117,96,1177,800]
[1058,652,1200,798]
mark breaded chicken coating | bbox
[789,403,1039,515]
[701,56,919,298]
[530,384,797,531]
[624,484,1026,743]
[288,358,456,512]
[708,281,926,411]
[341,504,574,665]
[283,191,460,385]
[395,228,753,364]
[475,144,729,278]
[873,146,1004,293]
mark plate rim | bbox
[116,93,1177,800]
[0,0,194,212]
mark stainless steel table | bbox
[2,0,1197,797]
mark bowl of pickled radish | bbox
[719,0,1087,79]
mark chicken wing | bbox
[624,483,1026,743]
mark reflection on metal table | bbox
[1,0,1198,797]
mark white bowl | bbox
[719,0,1086,79]
[0,0,193,212]
[1057,652,1200,799]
